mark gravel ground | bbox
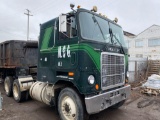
[0,83,160,120]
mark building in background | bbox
[124,25,160,59]
[124,31,136,48]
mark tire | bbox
[12,79,28,102]
[110,100,125,109]
[4,76,13,97]
[58,87,88,120]
[0,78,4,83]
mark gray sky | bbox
[0,0,160,41]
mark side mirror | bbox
[59,14,67,32]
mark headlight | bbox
[88,75,95,85]
[127,71,129,78]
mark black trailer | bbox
[0,40,38,101]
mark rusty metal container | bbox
[0,40,38,68]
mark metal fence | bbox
[128,57,147,83]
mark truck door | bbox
[56,14,78,70]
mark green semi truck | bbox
[4,4,131,120]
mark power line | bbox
[32,0,54,13]
[24,9,33,40]
[33,0,62,15]
[0,29,37,40]
[98,0,121,11]
[0,29,26,37]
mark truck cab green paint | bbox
[38,8,128,95]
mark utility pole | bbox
[24,9,33,40]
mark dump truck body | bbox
[0,40,38,79]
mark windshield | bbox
[79,12,126,47]
[109,23,126,47]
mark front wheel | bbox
[58,87,88,120]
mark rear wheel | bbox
[58,87,88,120]
[4,76,13,97]
[0,78,4,83]
[13,79,28,102]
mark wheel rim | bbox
[61,96,77,120]
[13,84,19,98]
[4,80,9,93]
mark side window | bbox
[48,20,58,48]
[40,20,59,49]
[59,15,77,40]
[41,27,53,50]
[48,27,54,48]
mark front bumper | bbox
[85,85,131,114]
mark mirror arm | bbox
[71,8,77,13]
[61,32,69,38]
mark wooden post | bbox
[135,61,137,81]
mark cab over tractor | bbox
[3,4,131,120]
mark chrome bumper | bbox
[85,85,131,114]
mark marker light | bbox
[91,6,97,12]
[95,84,99,90]
[127,71,129,78]
[113,17,118,23]
[99,13,102,16]
[68,72,74,76]
[77,5,81,8]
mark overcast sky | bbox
[0,0,160,41]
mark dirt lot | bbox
[0,83,160,120]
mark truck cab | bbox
[34,6,131,119]
[3,5,131,120]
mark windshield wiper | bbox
[92,16,105,40]
[109,28,114,44]
[109,29,125,54]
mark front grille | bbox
[101,52,125,90]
